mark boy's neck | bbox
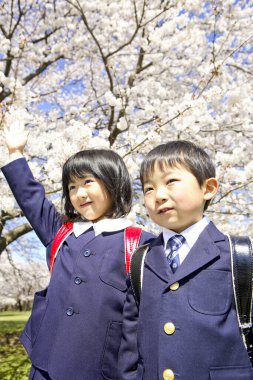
[162,216,210,246]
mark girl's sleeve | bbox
[1,157,62,247]
[118,276,140,380]
[139,230,156,245]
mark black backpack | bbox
[130,235,253,365]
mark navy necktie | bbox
[166,234,185,273]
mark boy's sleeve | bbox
[118,276,141,380]
[1,157,62,247]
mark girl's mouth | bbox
[80,201,92,208]
[158,207,173,214]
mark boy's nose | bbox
[155,187,168,202]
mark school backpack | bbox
[130,235,253,365]
[49,222,142,274]
[228,235,253,365]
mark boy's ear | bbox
[203,178,219,200]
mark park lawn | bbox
[0,311,31,380]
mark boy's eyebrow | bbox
[143,178,153,186]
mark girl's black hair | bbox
[140,140,216,211]
[62,149,132,220]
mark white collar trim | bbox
[73,218,133,237]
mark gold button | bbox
[163,368,175,380]
[164,322,176,335]
[170,282,179,291]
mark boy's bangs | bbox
[142,156,186,183]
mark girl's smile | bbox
[68,175,113,222]
[80,201,92,207]
[158,206,174,214]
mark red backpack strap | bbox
[124,226,142,274]
[49,222,74,273]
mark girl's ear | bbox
[203,178,219,200]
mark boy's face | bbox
[143,162,217,233]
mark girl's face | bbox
[68,174,113,222]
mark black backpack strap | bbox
[129,244,149,306]
[228,234,253,364]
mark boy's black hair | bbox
[140,140,216,211]
[62,149,132,220]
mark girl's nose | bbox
[155,187,168,202]
[76,186,87,198]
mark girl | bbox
[2,123,154,380]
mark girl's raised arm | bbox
[3,116,29,159]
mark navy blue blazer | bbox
[118,222,253,380]
[2,158,154,380]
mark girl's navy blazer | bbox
[2,158,154,380]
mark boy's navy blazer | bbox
[119,221,253,380]
[2,158,154,380]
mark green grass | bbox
[0,311,31,380]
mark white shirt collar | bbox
[162,216,210,249]
[73,217,133,237]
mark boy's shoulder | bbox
[192,221,230,253]
[199,220,227,241]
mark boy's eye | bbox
[144,186,154,194]
[167,178,177,185]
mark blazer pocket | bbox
[101,321,123,380]
[188,270,232,315]
[136,359,144,379]
[210,365,253,379]
[30,288,49,346]
[99,249,127,291]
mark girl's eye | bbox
[84,178,94,185]
[68,185,75,191]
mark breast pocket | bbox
[210,365,253,379]
[99,249,127,291]
[188,270,232,315]
[136,359,144,379]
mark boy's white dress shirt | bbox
[162,215,210,265]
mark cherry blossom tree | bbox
[0,246,48,310]
[0,0,252,267]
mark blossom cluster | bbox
[0,0,252,258]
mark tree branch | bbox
[123,106,191,158]
[0,223,33,255]
[225,63,253,76]
[23,55,64,85]
[213,179,253,204]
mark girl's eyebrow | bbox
[69,174,93,184]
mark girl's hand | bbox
[3,117,29,156]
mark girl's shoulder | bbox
[139,229,156,244]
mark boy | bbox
[118,140,253,380]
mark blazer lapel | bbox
[167,221,226,286]
[144,234,170,283]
